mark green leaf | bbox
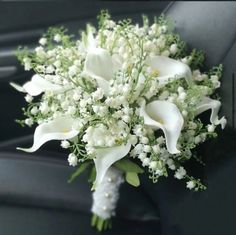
[125,172,140,187]
[114,159,144,174]
[88,166,96,184]
[68,162,90,183]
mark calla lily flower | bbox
[82,28,121,94]
[195,97,226,128]
[93,142,131,188]
[17,116,79,153]
[140,100,184,154]
[10,74,63,96]
[147,55,192,85]
[83,48,117,94]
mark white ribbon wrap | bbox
[91,167,124,220]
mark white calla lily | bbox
[10,74,63,96]
[140,100,184,154]
[195,97,226,128]
[147,55,192,85]
[93,142,131,188]
[17,116,79,153]
[83,48,118,94]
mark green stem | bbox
[91,214,112,232]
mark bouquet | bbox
[11,11,226,231]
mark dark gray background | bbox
[0,2,236,235]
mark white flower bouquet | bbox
[11,11,226,231]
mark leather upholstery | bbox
[143,2,236,235]
[0,2,236,235]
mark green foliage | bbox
[185,175,207,191]
[97,9,110,29]
[91,214,112,232]
[15,46,31,65]
[142,14,149,27]
[157,13,173,31]
[189,49,205,70]
[114,159,143,187]
[125,172,140,187]
[88,166,96,184]
[208,64,223,77]
[68,162,90,183]
[44,26,75,48]
[114,159,144,174]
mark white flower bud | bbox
[61,140,70,149]
[160,25,167,34]
[54,34,61,42]
[194,135,202,144]
[30,106,38,115]
[25,118,33,126]
[174,167,186,180]
[39,102,49,114]
[186,181,196,190]
[67,106,76,115]
[178,92,186,101]
[46,65,54,74]
[181,57,189,64]
[68,65,78,76]
[177,86,184,93]
[25,94,33,103]
[39,37,47,46]
[53,60,61,68]
[170,44,178,54]
[142,157,151,166]
[68,153,78,167]
[143,145,152,153]
[129,135,138,146]
[182,110,188,117]
[207,124,215,133]
[149,161,158,170]
[161,50,170,57]
[152,145,160,154]
[140,136,149,144]
[137,153,146,161]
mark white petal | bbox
[17,116,79,152]
[140,100,184,154]
[10,82,26,93]
[89,74,110,94]
[195,97,225,127]
[23,74,62,96]
[93,142,131,188]
[147,56,192,85]
[86,25,97,50]
[84,48,114,81]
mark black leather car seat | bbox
[0,2,236,235]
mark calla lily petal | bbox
[84,48,114,81]
[195,97,226,128]
[17,116,79,153]
[93,142,131,188]
[10,75,64,96]
[10,82,26,93]
[86,25,97,50]
[147,56,192,85]
[23,74,62,96]
[140,100,184,154]
[89,74,110,94]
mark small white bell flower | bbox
[68,153,78,167]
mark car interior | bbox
[0,1,235,235]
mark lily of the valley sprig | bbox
[12,11,226,231]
